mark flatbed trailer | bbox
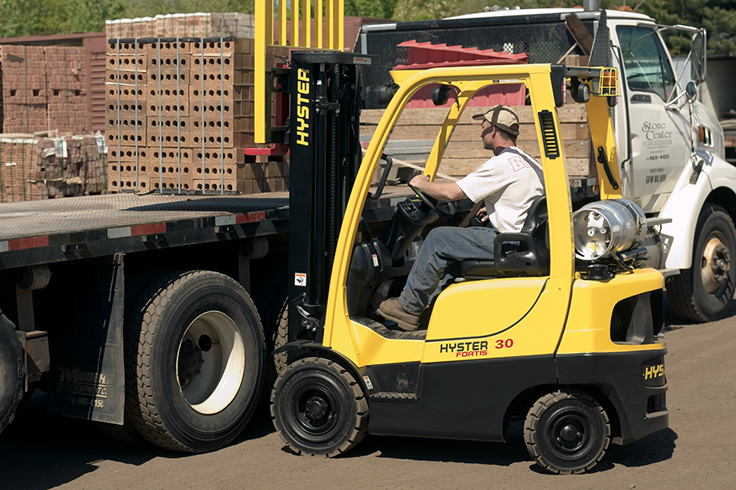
[0,185,410,450]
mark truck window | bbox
[616,26,676,102]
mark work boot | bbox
[378,297,420,331]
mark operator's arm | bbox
[409,174,467,202]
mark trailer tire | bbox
[524,390,610,475]
[125,270,265,453]
[271,357,368,457]
[0,312,23,436]
[668,204,736,322]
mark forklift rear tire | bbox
[524,390,610,475]
[0,312,23,436]
[271,357,368,457]
[125,270,265,453]
[667,204,736,323]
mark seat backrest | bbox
[522,195,549,254]
[494,194,549,276]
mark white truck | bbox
[356,5,736,323]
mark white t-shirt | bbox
[456,147,545,233]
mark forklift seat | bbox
[459,195,549,278]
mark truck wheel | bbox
[524,390,610,475]
[125,270,265,453]
[668,204,736,322]
[0,312,23,436]
[271,357,368,457]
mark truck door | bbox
[613,25,691,213]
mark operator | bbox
[378,105,545,331]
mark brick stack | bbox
[0,138,39,202]
[45,46,88,132]
[1,46,48,133]
[106,13,255,40]
[106,37,289,194]
[0,136,106,202]
[0,45,89,134]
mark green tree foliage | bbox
[345,0,398,19]
[0,0,123,37]
[0,0,732,56]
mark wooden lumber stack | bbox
[360,105,594,180]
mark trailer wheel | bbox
[271,357,368,457]
[0,312,23,436]
[125,270,264,453]
[524,390,610,475]
[668,204,736,322]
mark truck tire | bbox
[0,312,23,436]
[524,390,610,475]
[271,357,368,457]
[125,270,265,453]
[668,204,736,322]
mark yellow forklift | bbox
[258,12,668,471]
[268,60,668,474]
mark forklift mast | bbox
[286,52,373,341]
[253,0,374,341]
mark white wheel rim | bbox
[176,310,245,415]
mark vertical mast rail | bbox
[255,0,344,143]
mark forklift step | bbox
[369,392,419,403]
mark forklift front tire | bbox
[524,390,611,475]
[271,357,368,457]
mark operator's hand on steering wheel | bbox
[408,175,456,219]
[408,172,428,187]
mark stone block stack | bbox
[106,37,289,194]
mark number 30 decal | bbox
[495,339,514,349]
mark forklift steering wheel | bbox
[408,184,456,219]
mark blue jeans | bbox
[398,226,498,315]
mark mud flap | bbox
[45,255,125,424]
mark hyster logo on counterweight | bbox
[440,341,489,358]
[296,68,310,146]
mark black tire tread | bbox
[0,313,23,436]
[667,204,736,323]
[125,270,263,453]
[524,389,610,475]
[271,357,368,458]
[667,267,702,322]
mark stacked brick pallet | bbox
[0,45,88,134]
[0,136,106,202]
[45,46,88,132]
[106,37,289,194]
[107,13,255,40]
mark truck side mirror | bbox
[686,81,698,102]
[691,30,706,82]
